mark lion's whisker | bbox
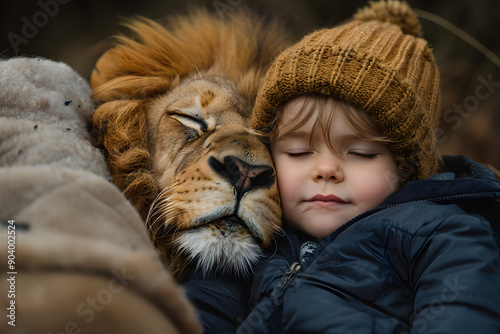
[155,218,183,239]
[146,184,177,226]
[185,75,206,100]
[193,64,209,96]
[150,204,179,224]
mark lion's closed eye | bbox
[169,111,208,133]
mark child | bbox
[184,1,500,333]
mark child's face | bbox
[272,100,399,239]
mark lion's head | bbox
[91,9,289,278]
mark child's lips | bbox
[308,194,349,207]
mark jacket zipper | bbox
[280,262,301,289]
[272,261,301,334]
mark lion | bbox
[90,9,289,278]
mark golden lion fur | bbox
[91,9,288,220]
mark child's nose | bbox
[312,155,344,182]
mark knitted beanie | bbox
[252,0,443,186]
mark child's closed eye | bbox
[349,151,378,160]
[287,151,312,158]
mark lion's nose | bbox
[209,156,275,198]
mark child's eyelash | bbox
[287,152,311,158]
[350,152,377,160]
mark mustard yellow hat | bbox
[252,0,443,185]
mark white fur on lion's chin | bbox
[177,227,262,276]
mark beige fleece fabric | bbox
[0,57,201,334]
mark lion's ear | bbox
[90,47,181,102]
[90,47,122,91]
[90,17,192,103]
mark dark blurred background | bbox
[1,0,499,169]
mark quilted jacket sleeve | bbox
[406,209,500,333]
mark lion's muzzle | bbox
[208,155,275,201]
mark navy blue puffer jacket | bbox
[184,156,500,333]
